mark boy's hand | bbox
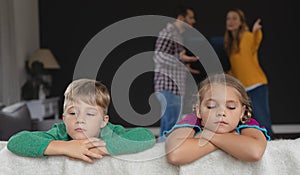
[45,138,106,163]
[89,146,109,156]
[65,138,106,163]
[67,142,109,162]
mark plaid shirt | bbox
[153,23,186,96]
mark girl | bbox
[165,73,270,165]
[224,8,273,135]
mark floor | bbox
[272,133,300,140]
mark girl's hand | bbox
[252,18,262,33]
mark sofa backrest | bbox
[0,102,32,141]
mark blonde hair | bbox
[224,8,249,55]
[63,79,110,114]
[198,74,252,122]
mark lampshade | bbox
[29,49,60,69]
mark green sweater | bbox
[7,122,156,157]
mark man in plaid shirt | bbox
[154,6,199,140]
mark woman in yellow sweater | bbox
[224,8,273,136]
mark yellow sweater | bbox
[228,29,268,88]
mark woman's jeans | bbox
[247,84,273,135]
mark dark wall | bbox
[39,0,300,126]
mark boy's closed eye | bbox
[86,109,99,116]
[86,113,96,116]
[66,109,76,116]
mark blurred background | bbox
[0,0,299,137]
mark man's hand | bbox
[180,49,198,62]
[185,64,200,74]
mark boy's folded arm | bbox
[7,130,56,158]
[103,126,156,155]
[7,123,66,157]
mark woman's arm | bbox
[252,18,262,33]
[165,127,218,165]
[251,19,263,52]
[202,128,267,162]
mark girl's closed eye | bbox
[227,106,236,110]
[207,105,216,109]
[206,100,217,109]
[226,101,239,110]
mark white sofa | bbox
[1,139,300,175]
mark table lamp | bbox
[21,49,60,100]
[28,49,60,69]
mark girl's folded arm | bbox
[165,127,218,166]
[208,128,267,162]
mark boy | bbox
[7,79,156,163]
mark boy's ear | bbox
[62,114,66,122]
[100,115,109,128]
